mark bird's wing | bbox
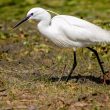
[51,15,109,43]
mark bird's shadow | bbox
[49,74,110,84]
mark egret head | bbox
[27,8,50,21]
[13,7,50,28]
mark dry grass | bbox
[1,0,110,109]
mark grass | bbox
[0,0,110,109]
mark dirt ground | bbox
[0,20,110,110]
[1,0,110,109]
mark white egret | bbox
[14,7,110,82]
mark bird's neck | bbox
[38,12,51,29]
[38,19,51,28]
[37,14,51,35]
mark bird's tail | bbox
[97,30,110,43]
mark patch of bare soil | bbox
[0,23,110,110]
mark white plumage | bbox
[26,8,110,48]
[14,7,110,83]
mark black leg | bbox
[66,50,77,82]
[87,47,105,75]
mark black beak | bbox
[13,13,33,29]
